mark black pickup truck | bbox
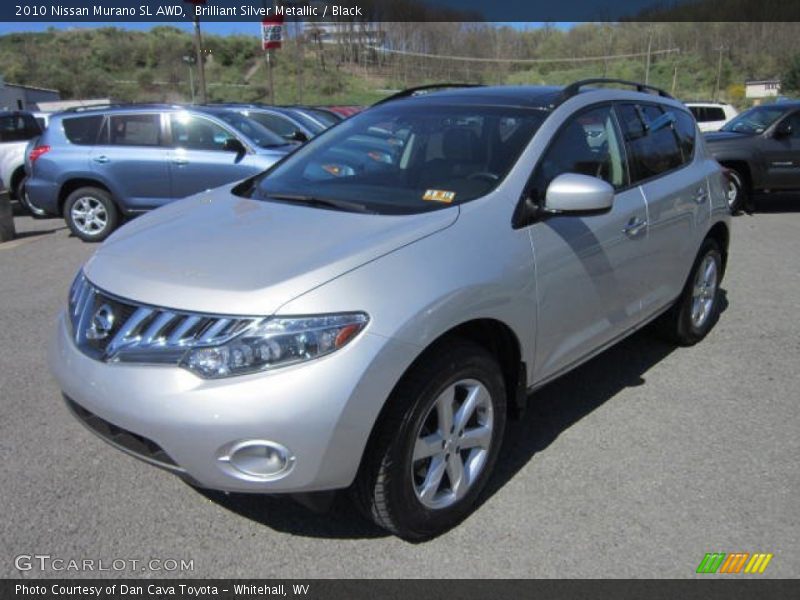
[704,101,800,212]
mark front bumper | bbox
[49,311,418,493]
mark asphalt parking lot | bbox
[1,197,798,579]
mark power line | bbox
[370,46,681,65]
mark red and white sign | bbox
[262,15,284,50]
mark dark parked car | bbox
[704,101,800,212]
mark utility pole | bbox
[671,63,678,96]
[184,0,207,103]
[714,45,725,101]
[182,55,196,103]
[296,19,304,104]
[193,14,207,103]
[644,27,653,85]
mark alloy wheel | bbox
[71,196,108,236]
[411,379,494,510]
[691,254,719,329]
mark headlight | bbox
[180,313,369,379]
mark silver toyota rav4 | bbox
[50,80,731,540]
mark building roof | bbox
[1,81,59,93]
[36,98,111,112]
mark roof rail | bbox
[556,78,673,106]
[371,83,485,107]
[61,102,183,113]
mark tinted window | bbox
[673,110,697,163]
[530,105,627,201]
[302,108,340,127]
[245,112,296,138]
[62,115,104,145]
[705,107,726,121]
[211,111,286,148]
[0,113,41,142]
[690,106,726,123]
[288,110,325,134]
[617,104,682,182]
[170,113,235,151]
[781,112,800,138]
[110,114,162,146]
[246,104,545,215]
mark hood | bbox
[703,130,753,144]
[83,186,458,315]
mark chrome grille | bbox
[68,273,258,364]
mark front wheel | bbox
[725,169,747,213]
[64,187,119,242]
[353,339,507,540]
[653,239,723,346]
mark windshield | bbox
[302,108,340,127]
[241,104,546,215]
[287,110,326,134]
[720,106,788,134]
[213,111,287,148]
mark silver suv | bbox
[50,80,731,540]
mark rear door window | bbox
[616,104,683,183]
[62,115,104,145]
[109,114,162,146]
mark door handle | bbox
[92,155,109,164]
[172,158,189,166]
[695,186,708,204]
[623,217,647,238]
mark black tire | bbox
[353,338,507,540]
[653,238,723,346]
[725,169,747,214]
[64,187,119,242]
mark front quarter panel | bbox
[276,196,537,484]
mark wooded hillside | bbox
[1,22,798,106]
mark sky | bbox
[0,21,573,37]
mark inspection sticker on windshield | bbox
[423,189,456,203]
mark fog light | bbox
[218,440,295,480]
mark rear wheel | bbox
[654,239,723,346]
[64,187,118,242]
[353,339,507,540]
[15,176,46,217]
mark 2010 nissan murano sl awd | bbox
[50,80,731,540]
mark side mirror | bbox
[223,138,246,154]
[545,173,614,213]
[286,130,309,143]
[773,120,792,138]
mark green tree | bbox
[781,53,800,95]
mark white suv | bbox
[685,102,738,132]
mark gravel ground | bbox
[1,196,798,579]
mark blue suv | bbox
[26,104,295,241]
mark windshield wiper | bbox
[261,192,375,214]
